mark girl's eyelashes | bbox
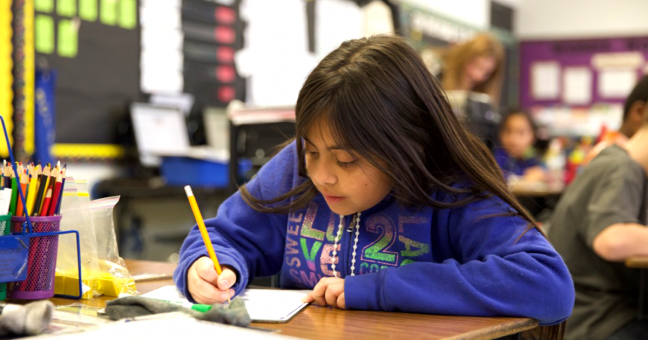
[337,160,358,168]
[305,148,358,168]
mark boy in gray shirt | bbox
[549,106,648,340]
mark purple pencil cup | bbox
[8,215,62,300]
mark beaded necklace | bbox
[331,212,361,278]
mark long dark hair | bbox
[242,35,529,219]
[241,35,562,340]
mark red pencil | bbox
[39,188,52,217]
[46,172,63,216]
[15,173,28,217]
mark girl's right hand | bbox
[187,256,237,304]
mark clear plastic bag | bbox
[55,178,100,299]
[91,196,137,297]
[54,180,136,298]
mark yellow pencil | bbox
[184,185,231,304]
[26,169,38,216]
[39,165,51,209]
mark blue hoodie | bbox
[494,148,541,179]
[174,142,574,325]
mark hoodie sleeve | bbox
[173,141,300,302]
[344,198,575,326]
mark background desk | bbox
[625,256,648,269]
[50,260,538,340]
[511,185,563,222]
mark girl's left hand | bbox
[302,277,346,309]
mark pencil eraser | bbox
[184,185,194,197]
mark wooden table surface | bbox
[50,259,538,340]
[510,185,563,198]
[626,256,648,268]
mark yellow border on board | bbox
[51,144,125,159]
[0,0,12,157]
[24,0,35,155]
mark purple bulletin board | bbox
[520,36,648,109]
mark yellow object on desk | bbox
[54,270,96,299]
[98,273,136,297]
[54,260,136,299]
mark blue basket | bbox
[161,157,252,187]
[0,116,83,300]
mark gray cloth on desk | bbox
[105,296,250,327]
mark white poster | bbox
[598,68,637,99]
[563,67,592,105]
[531,62,560,100]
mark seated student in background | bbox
[582,75,648,166]
[174,35,574,339]
[494,111,546,182]
[548,103,648,340]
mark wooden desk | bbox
[511,186,563,198]
[51,260,538,340]
[625,256,648,269]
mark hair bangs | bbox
[328,80,404,176]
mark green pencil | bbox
[8,176,16,216]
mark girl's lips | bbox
[324,195,345,204]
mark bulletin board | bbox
[29,0,246,161]
[521,36,648,108]
[33,0,141,160]
[520,36,648,136]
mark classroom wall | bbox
[516,0,648,39]
[89,0,499,262]
[90,0,503,262]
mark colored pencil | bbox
[15,173,28,217]
[55,169,66,215]
[32,166,50,216]
[39,188,52,217]
[46,172,63,216]
[184,185,230,304]
[39,164,51,209]
[25,166,39,216]
[8,170,16,216]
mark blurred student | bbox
[549,104,648,340]
[440,34,506,150]
[495,111,546,182]
[582,75,648,166]
[442,33,505,107]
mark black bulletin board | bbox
[35,1,141,147]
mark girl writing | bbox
[174,35,573,338]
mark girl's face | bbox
[500,115,534,158]
[304,119,393,216]
[465,55,496,86]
